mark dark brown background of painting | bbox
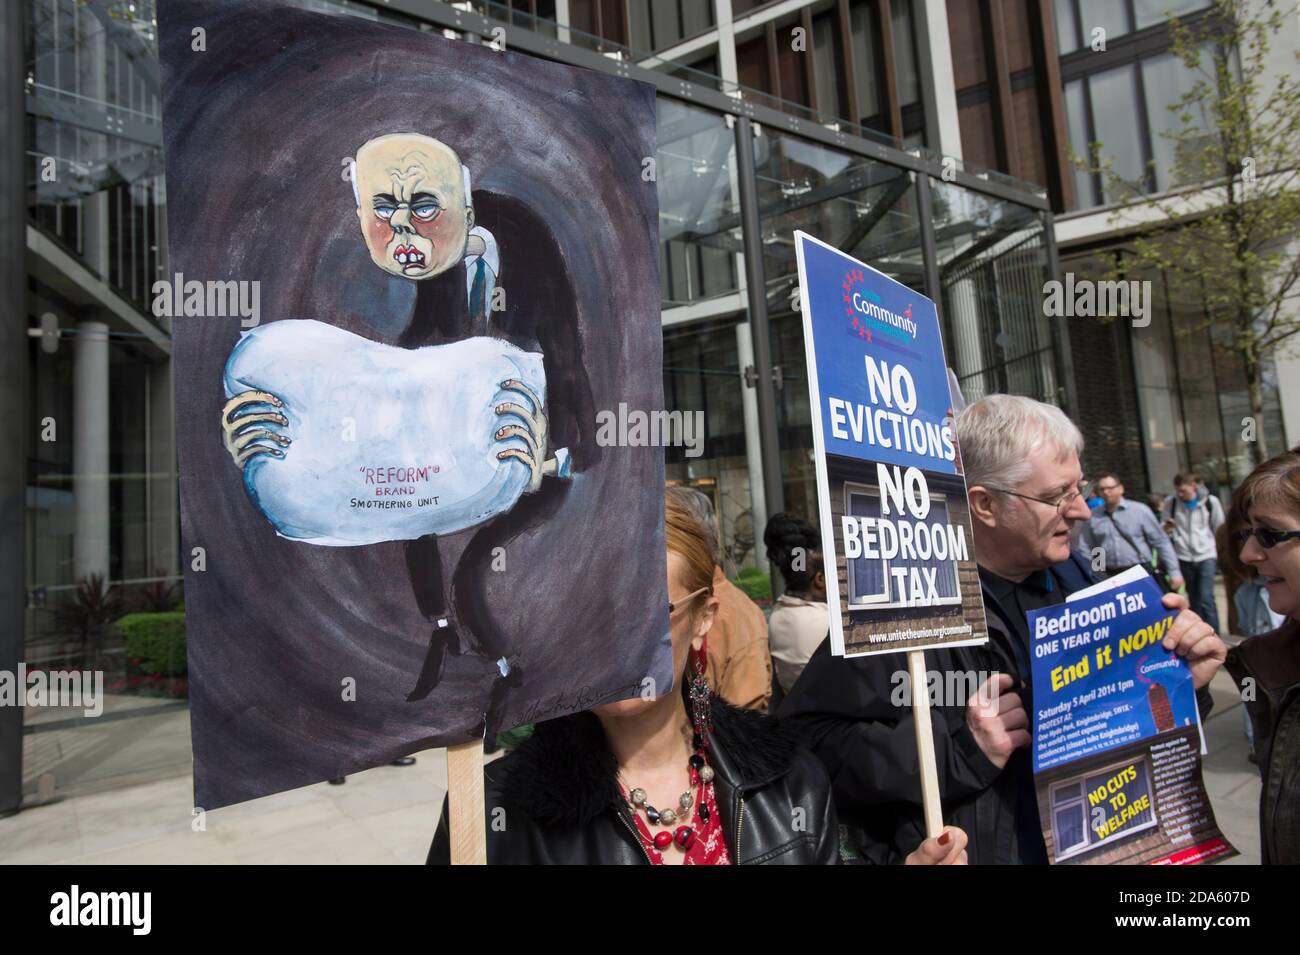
[158,0,667,809]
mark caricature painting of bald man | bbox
[353,135,475,280]
[159,0,668,809]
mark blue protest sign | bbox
[794,231,988,657]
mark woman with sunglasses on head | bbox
[1225,450,1300,864]
[428,492,968,864]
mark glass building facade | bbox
[5,0,1058,809]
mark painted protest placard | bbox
[793,231,988,658]
[158,0,668,810]
[1028,568,1236,864]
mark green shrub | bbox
[119,611,187,676]
[732,565,772,603]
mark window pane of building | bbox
[1062,78,1096,207]
[1081,0,1130,41]
[649,0,682,48]
[1141,51,1211,191]
[681,0,714,38]
[736,35,772,94]
[628,0,653,48]
[813,12,846,122]
[776,19,811,106]
[662,321,764,574]
[1133,0,1210,31]
[891,0,920,107]
[850,1,883,125]
[1054,0,1079,53]
[1089,64,1145,201]
[657,99,741,306]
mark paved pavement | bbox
[1,747,447,864]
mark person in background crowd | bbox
[665,486,772,712]
[1146,492,1167,517]
[1224,450,1300,864]
[780,395,1226,864]
[1163,473,1226,632]
[1080,473,1183,590]
[763,512,830,695]
[427,494,968,864]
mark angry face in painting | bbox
[353,133,474,280]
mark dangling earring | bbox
[688,634,712,747]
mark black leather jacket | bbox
[428,693,839,865]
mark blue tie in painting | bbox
[157,0,668,809]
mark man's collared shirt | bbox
[1081,498,1180,577]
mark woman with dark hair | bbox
[428,494,968,864]
[764,512,830,695]
[1225,450,1300,864]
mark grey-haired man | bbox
[781,395,1226,863]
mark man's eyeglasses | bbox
[982,481,1092,514]
[1235,527,1300,549]
[668,586,709,616]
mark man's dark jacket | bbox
[428,692,840,865]
[778,552,1213,864]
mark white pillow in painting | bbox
[222,319,545,546]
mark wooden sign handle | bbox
[907,649,944,838]
[446,738,487,865]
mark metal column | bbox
[917,173,942,305]
[1043,211,1078,417]
[733,117,786,528]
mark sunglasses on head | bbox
[1236,527,1300,549]
[668,586,709,616]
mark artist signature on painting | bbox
[519,681,643,724]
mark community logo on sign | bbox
[794,231,988,657]
[842,267,918,342]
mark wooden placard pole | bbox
[446,738,487,865]
[907,649,944,838]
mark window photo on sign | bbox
[844,483,961,608]
[1048,757,1159,862]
